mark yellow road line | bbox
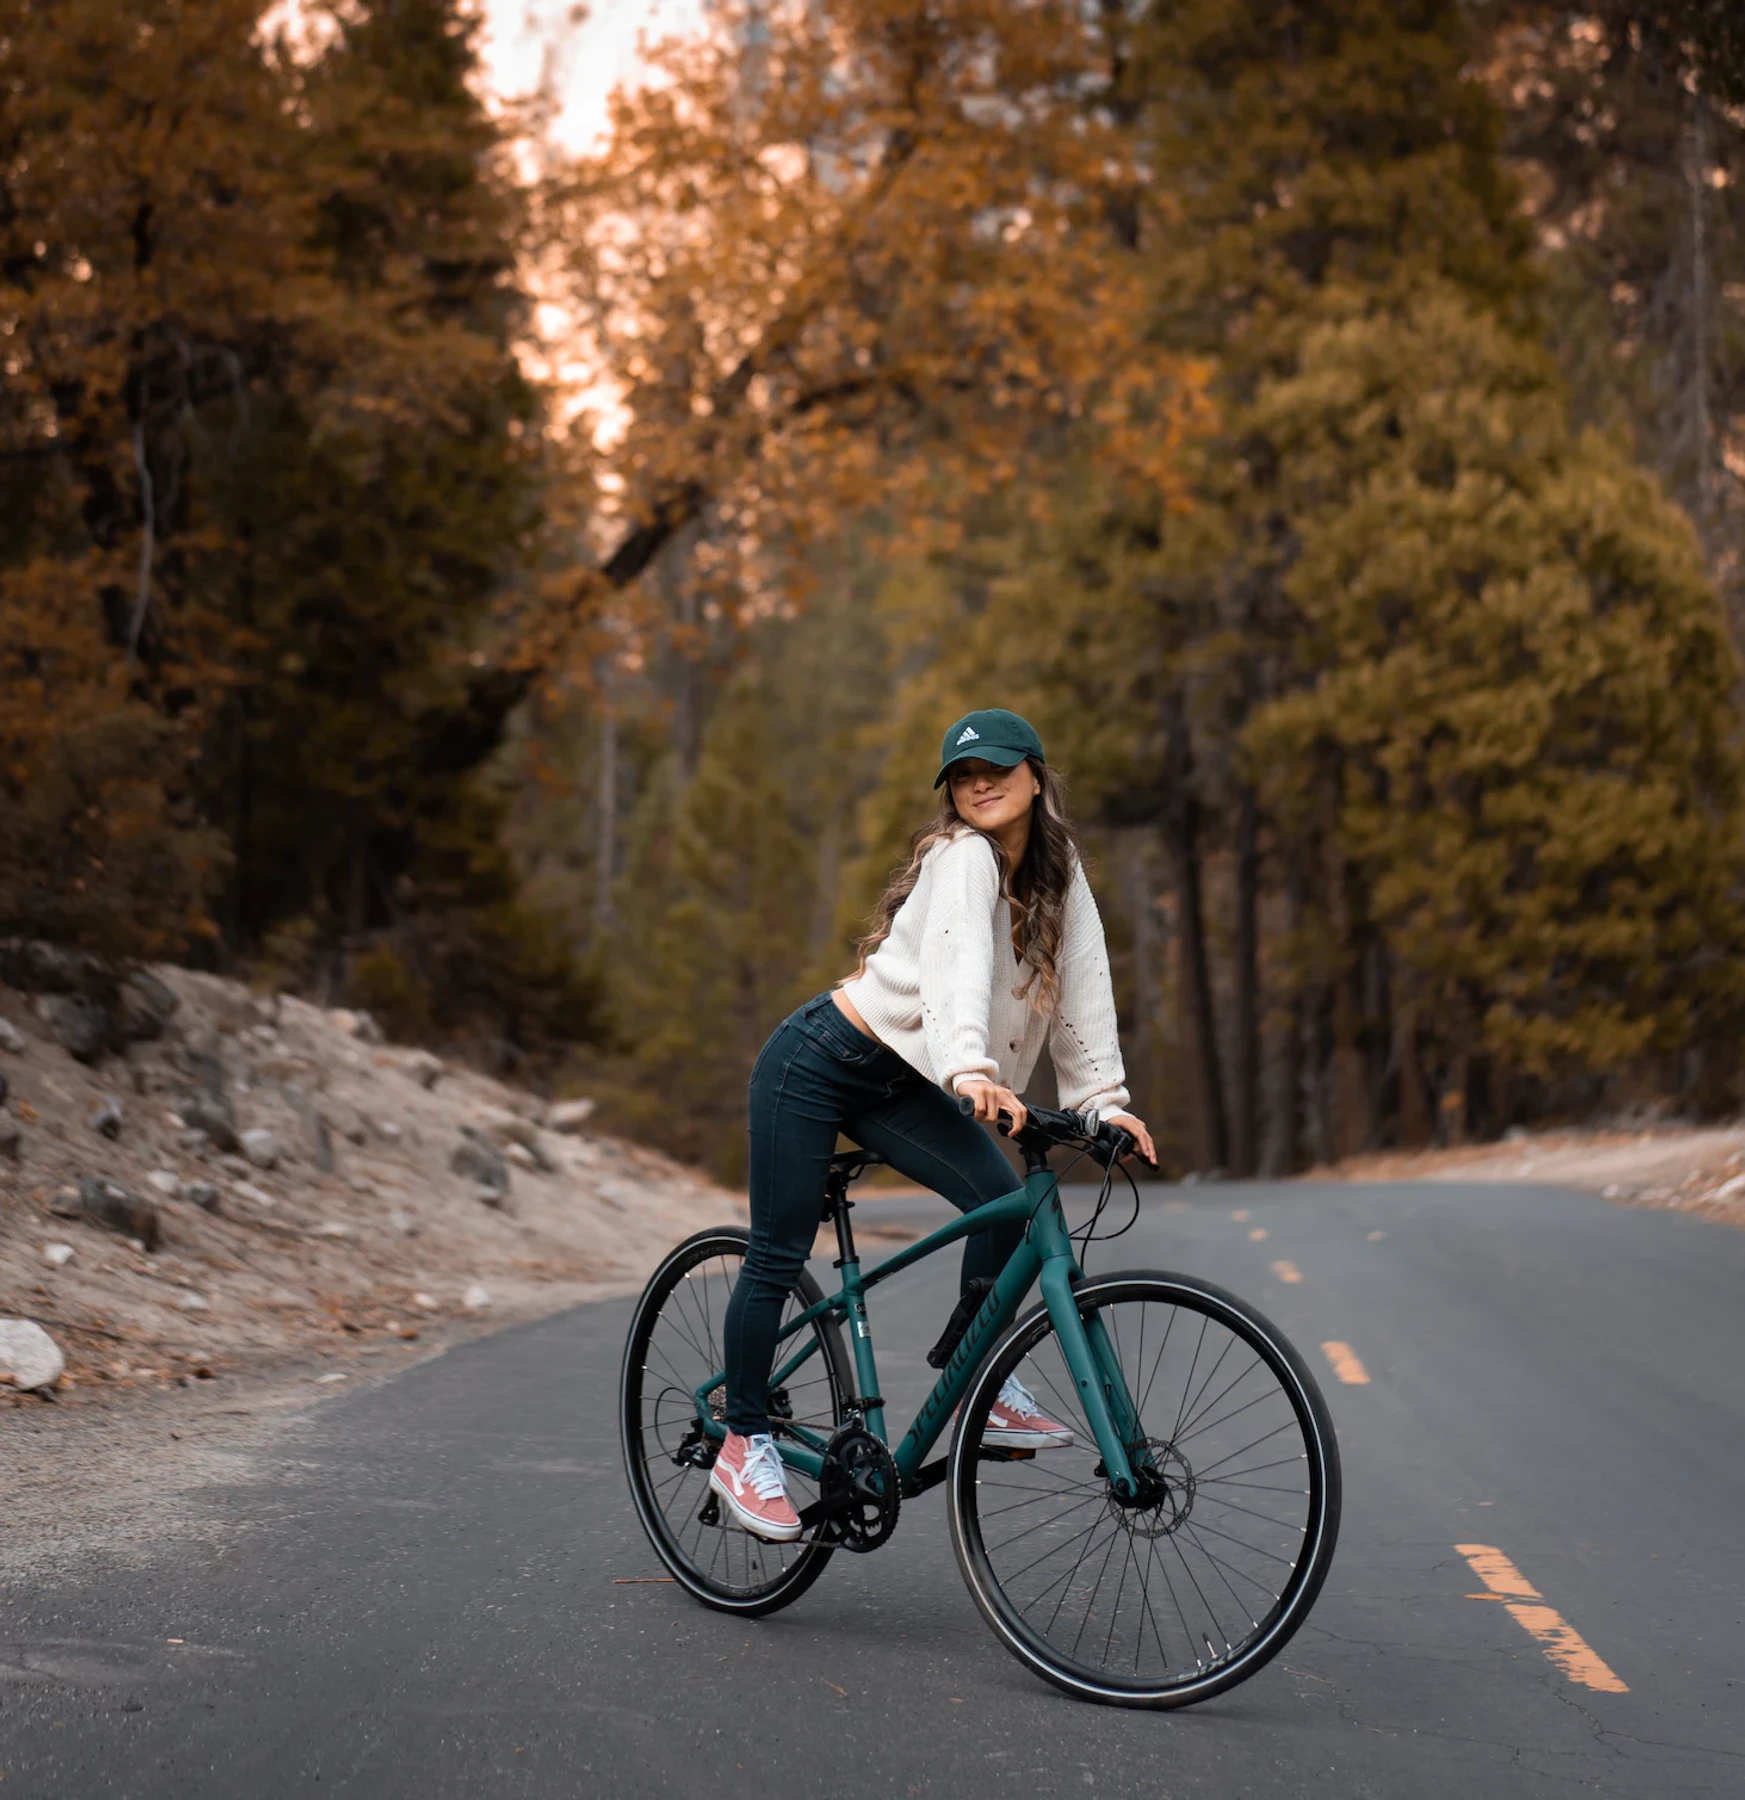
[1230,1209,1251,1222]
[1321,1341,1369,1384]
[1454,1544,1627,1693]
[1271,1260,1303,1284]
[1248,1227,1269,1242]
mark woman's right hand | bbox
[958,1080,1028,1134]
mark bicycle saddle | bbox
[827,1148,887,1179]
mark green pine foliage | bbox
[599,682,819,1181]
[1245,288,1745,1085]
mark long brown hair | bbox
[848,759,1082,1015]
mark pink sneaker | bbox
[982,1374,1075,1449]
[710,1432,803,1541]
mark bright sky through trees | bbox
[479,0,702,152]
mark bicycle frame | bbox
[693,1165,1149,1501]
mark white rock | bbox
[387,1208,419,1236]
[312,1221,352,1238]
[316,1371,348,1383]
[234,1180,276,1207]
[0,1318,65,1390]
[412,1291,438,1310]
[402,1051,444,1090]
[0,1017,25,1054]
[42,1242,74,1267]
[177,1291,210,1311]
[146,1169,181,1196]
[547,1098,596,1135]
[241,1127,281,1170]
[375,1119,403,1144]
[505,1141,539,1171]
[462,1283,491,1311]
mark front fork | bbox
[1038,1260,1147,1499]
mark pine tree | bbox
[1245,288,1745,1122]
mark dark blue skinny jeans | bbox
[722,992,1022,1437]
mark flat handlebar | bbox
[956,1094,1136,1166]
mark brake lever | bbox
[1094,1123,1137,1168]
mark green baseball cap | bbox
[933,708,1046,788]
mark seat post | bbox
[823,1175,858,1267]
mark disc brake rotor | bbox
[1105,1438,1196,1540]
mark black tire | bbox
[620,1227,852,1616]
[947,1270,1341,1708]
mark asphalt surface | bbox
[4,1178,1744,1798]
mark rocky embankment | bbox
[0,945,741,1407]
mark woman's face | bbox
[948,758,1041,836]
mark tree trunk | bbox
[1231,786,1261,1176]
[1439,1050,1469,1147]
[1265,844,1308,1176]
[595,686,617,940]
[1122,833,1160,1132]
[1396,995,1430,1149]
[1319,777,1368,1159]
[1689,81,1713,533]
[1161,699,1228,1171]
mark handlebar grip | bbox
[956,1094,1016,1135]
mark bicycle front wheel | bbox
[621,1227,851,1616]
[948,1270,1341,1708]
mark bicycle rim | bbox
[620,1227,849,1615]
[948,1270,1341,1707]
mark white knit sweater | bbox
[840,828,1131,1121]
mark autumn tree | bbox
[0,0,598,1056]
[0,0,305,954]
[547,0,1204,630]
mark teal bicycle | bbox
[620,1101,1341,1708]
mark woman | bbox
[712,707,1157,1541]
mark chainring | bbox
[818,1424,901,1553]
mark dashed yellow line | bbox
[1321,1341,1369,1384]
[1270,1260,1302,1285]
[1455,1545,1627,1693]
[1230,1209,1251,1222]
[1247,1227,1269,1242]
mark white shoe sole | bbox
[982,1425,1075,1450]
[708,1467,804,1542]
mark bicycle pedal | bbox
[697,1489,722,1527]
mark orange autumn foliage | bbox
[547,0,1211,632]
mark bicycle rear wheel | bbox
[620,1227,851,1615]
[948,1270,1340,1708]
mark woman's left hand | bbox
[1104,1112,1157,1167]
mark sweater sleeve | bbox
[918,833,1003,1095]
[1049,861,1131,1121]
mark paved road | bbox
[5,1180,1745,1797]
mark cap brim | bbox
[933,745,1030,788]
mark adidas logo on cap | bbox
[955,726,980,745]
